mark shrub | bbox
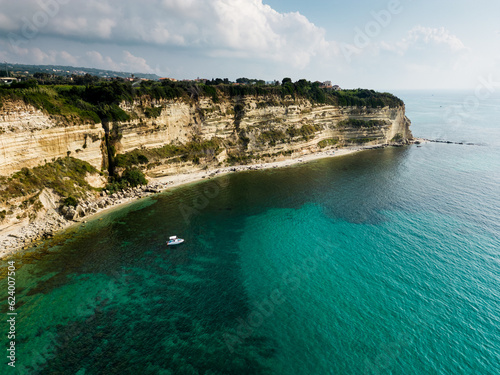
[202,85,219,103]
[391,133,403,142]
[226,152,253,165]
[318,138,339,148]
[144,106,163,118]
[299,124,321,140]
[121,168,147,187]
[337,119,387,128]
[286,126,300,138]
[63,196,79,207]
[346,137,377,144]
[258,130,286,146]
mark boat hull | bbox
[167,239,184,246]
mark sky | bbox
[0,0,499,89]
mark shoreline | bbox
[0,141,423,259]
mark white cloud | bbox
[206,0,332,68]
[380,26,466,54]
[30,48,54,64]
[5,44,54,65]
[59,50,78,65]
[0,0,332,70]
[55,16,88,37]
[95,18,116,39]
[86,50,121,70]
[122,51,152,72]
[84,50,155,73]
[0,12,18,31]
[406,26,465,51]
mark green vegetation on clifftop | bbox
[0,77,404,125]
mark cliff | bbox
[0,99,104,175]
[0,92,412,237]
[0,93,412,177]
[117,96,412,148]
[111,95,411,176]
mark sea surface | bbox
[1,90,499,374]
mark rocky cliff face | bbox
[0,95,412,177]
[0,100,104,175]
[112,95,412,177]
[232,98,412,151]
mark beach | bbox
[0,142,421,259]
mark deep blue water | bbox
[1,90,499,374]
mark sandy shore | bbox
[153,146,357,186]
[0,141,423,259]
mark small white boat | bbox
[167,235,184,246]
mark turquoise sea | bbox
[1,90,499,374]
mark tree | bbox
[281,78,295,96]
[295,79,311,95]
[121,168,147,187]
